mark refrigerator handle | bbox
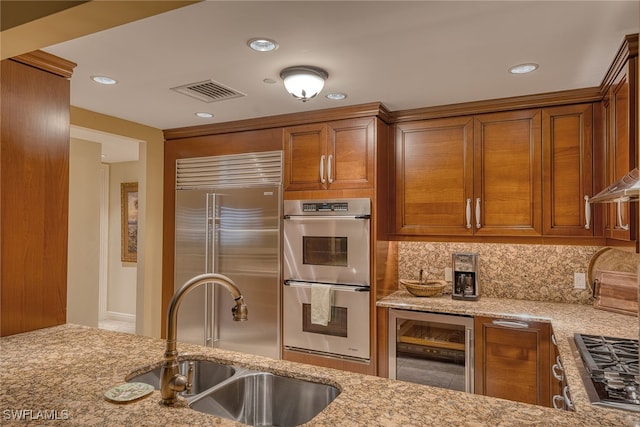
[205,193,217,346]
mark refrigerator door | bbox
[174,189,211,346]
[212,185,281,359]
[174,185,281,359]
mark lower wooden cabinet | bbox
[474,316,551,407]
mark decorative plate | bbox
[104,382,154,403]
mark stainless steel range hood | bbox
[590,168,640,203]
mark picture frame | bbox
[121,182,138,263]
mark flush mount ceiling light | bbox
[91,75,117,85]
[508,63,539,74]
[280,66,328,102]
[195,112,213,118]
[247,38,278,52]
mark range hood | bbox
[590,168,640,203]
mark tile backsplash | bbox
[398,242,603,304]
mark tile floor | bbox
[99,319,135,334]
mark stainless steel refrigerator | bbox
[174,151,281,360]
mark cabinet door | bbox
[326,117,375,189]
[608,58,637,242]
[393,117,474,235]
[283,123,327,191]
[474,316,551,407]
[542,104,595,236]
[473,109,542,236]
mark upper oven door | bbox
[284,214,370,286]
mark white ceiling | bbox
[44,0,639,134]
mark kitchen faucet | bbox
[160,273,248,405]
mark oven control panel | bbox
[302,202,348,212]
[284,198,371,216]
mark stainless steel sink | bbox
[188,371,340,426]
[127,359,235,397]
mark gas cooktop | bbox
[574,334,640,412]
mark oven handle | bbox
[284,280,370,292]
[284,215,371,220]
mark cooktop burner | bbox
[574,334,640,412]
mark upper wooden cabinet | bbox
[283,117,375,191]
[542,104,596,237]
[393,116,474,235]
[606,56,637,242]
[393,109,542,237]
[473,109,542,236]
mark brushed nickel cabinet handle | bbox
[563,385,574,411]
[552,363,564,381]
[616,199,629,230]
[491,319,529,329]
[327,154,333,184]
[320,155,326,184]
[475,198,481,229]
[552,394,564,410]
[465,198,472,229]
[584,195,591,229]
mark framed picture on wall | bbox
[121,182,138,263]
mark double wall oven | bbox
[283,198,371,362]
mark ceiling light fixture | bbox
[508,63,539,74]
[326,92,347,101]
[280,66,328,102]
[195,112,214,118]
[91,75,117,85]
[248,38,278,52]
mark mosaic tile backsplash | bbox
[398,242,606,304]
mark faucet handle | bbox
[185,362,194,394]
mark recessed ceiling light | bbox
[247,38,278,52]
[326,92,347,101]
[195,112,214,118]
[91,75,117,85]
[508,63,539,74]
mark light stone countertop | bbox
[0,305,637,426]
[377,290,640,426]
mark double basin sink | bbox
[127,358,340,426]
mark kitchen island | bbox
[0,318,636,426]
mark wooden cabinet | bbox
[474,316,551,407]
[393,109,542,237]
[393,116,474,235]
[1,52,75,336]
[473,109,542,236]
[542,104,596,236]
[606,57,637,242]
[284,117,375,191]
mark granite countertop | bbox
[0,318,637,427]
[378,290,640,426]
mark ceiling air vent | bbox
[170,79,246,103]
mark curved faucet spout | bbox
[160,273,248,405]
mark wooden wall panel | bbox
[1,57,71,336]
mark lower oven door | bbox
[283,281,370,361]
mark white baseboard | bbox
[106,311,136,323]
